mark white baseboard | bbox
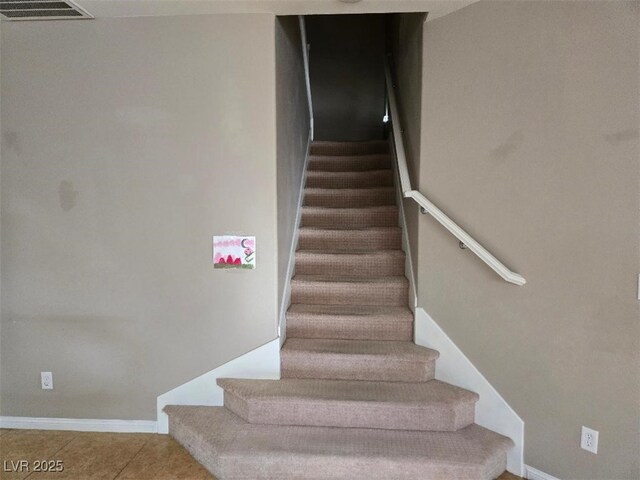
[414,307,524,476]
[278,129,312,345]
[397,186,417,310]
[389,138,417,309]
[525,465,561,480]
[156,338,280,434]
[0,416,157,433]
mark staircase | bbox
[165,140,514,479]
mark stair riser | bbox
[297,229,402,251]
[213,456,507,480]
[167,418,224,477]
[308,155,391,172]
[166,406,513,480]
[303,189,396,208]
[310,141,389,156]
[286,316,413,341]
[291,281,408,306]
[306,171,393,189]
[301,209,398,229]
[295,254,405,277]
[223,392,475,432]
[281,353,435,382]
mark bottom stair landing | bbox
[166,406,513,480]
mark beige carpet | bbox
[166,140,514,479]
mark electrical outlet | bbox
[41,372,53,390]
[581,426,599,454]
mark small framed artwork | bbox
[213,236,256,269]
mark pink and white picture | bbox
[213,236,256,269]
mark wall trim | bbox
[524,465,561,480]
[414,307,524,476]
[299,16,314,141]
[0,416,157,433]
[156,338,280,434]
[388,138,417,309]
[278,129,312,345]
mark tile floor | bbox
[1,429,522,480]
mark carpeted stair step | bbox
[310,140,389,156]
[297,227,402,251]
[306,170,393,189]
[217,378,478,432]
[303,187,395,208]
[308,154,392,172]
[166,406,513,480]
[281,338,438,382]
[286,304,413,341]
[291,275,408,306]
[300,206,398,229]
[295,251,405,277]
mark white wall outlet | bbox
[41,371,53,390]
[581,426,599,454]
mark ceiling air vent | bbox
[0,0,92,20]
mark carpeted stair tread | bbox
[301,205,398,229]
[310,140,389,156]
[287,303,414,316]
[217,378,479,431]
[291,275,408,306]
[281,338,438,382]
[297,227,402,251]
[282,338,437,360]
[166,406,513,480]
[286,304,413,340]
[308,154,392,172]
[306,170,394,188]
[295,250,405,277]
[303,187,396,208]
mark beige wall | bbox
[0,14,278,420]
[276,16,311,326]
[390,13,426,292]
[417,1,639,478]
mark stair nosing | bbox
[218,379,478,405]
[166,406,514,466]
[292,275,408,282]
[295,250,405,256]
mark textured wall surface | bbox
[1,14,278,420]
[417,2,639,478]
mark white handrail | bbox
[299,16,314,140]
[384,58,526,286]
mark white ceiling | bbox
[73,0,477,20]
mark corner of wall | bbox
[524,465,562,480]
[390,140,417,310]
[156,338,280,434]
[414,307,524,476]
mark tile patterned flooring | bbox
[1,429,522,479]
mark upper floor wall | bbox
[306,14,386,141]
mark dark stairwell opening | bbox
[305,14,388,142]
